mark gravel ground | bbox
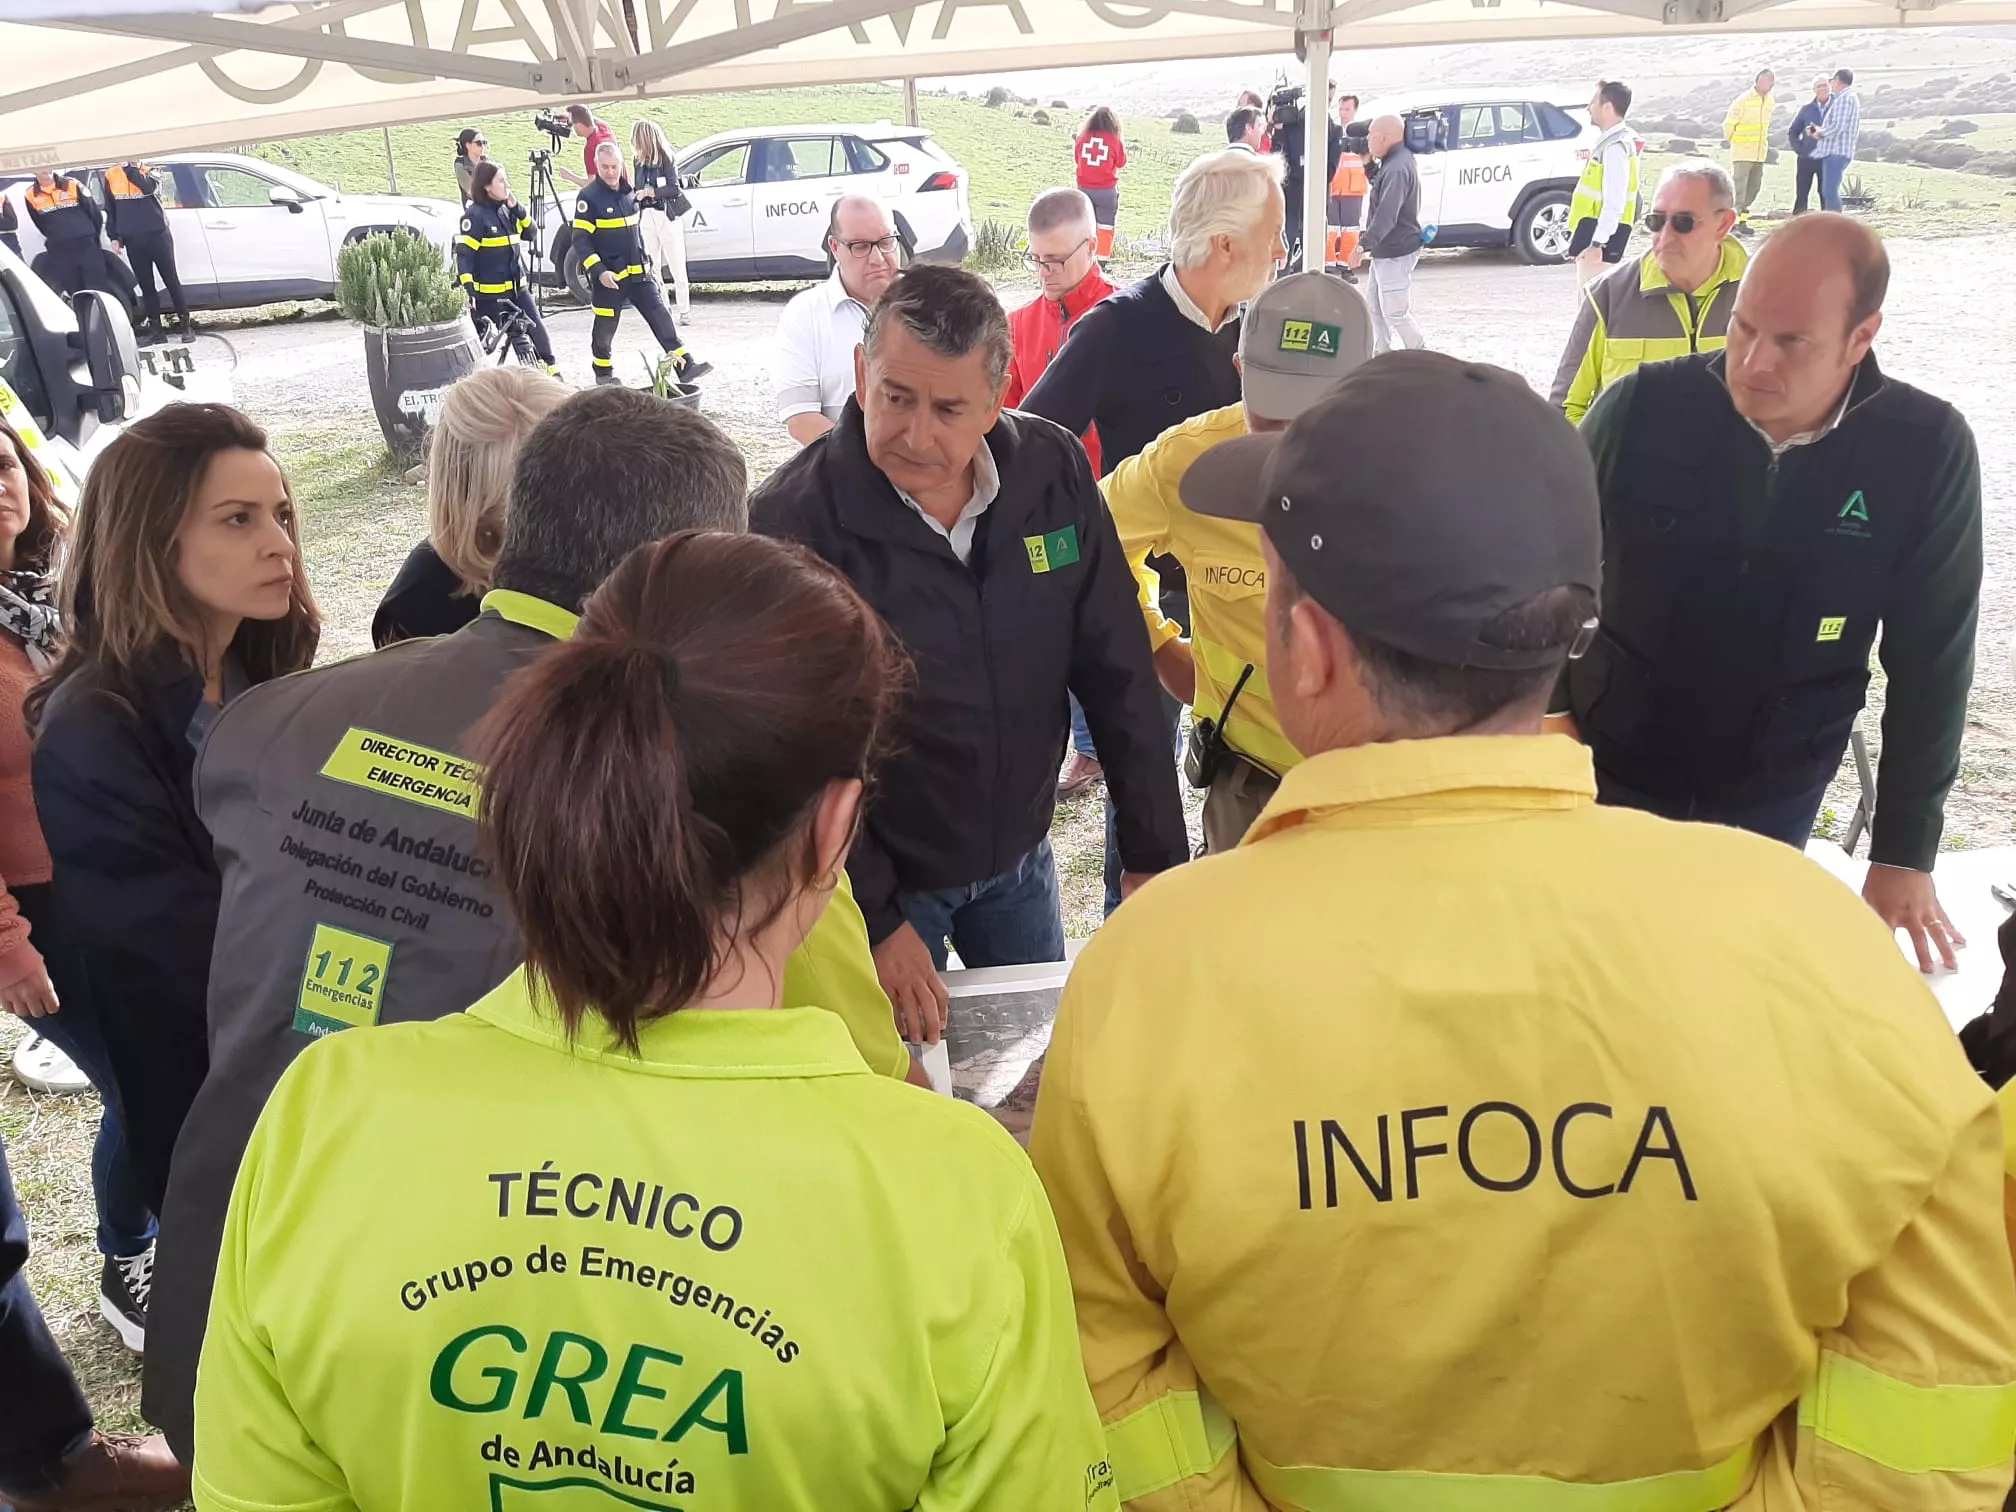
[5,228,2012,1461]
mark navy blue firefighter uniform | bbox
[24,176,120,302]
[455,196,558,374]
[572,175,709,385]
[105,163,190,341]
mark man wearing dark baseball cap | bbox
[1031,348,2016,1507]
[1105,269,1373,853]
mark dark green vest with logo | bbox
[1570,352,1951,806]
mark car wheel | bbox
[1515,190,1575,265]
[102,250,138,323]
[563,242,594,307]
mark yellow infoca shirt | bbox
[784,869,910,1080]
[1102,404,1300,776]
[194,968,1120,1512]
[1033,735,2016,1510]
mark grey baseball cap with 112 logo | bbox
[1237,270,1377,422]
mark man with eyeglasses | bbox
[1551,160,1748,423]
[1004,189,1114,475]
[773,195,903,447]
[1566,214,1983,977]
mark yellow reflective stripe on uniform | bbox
[591,215,639,228]
[455,235,480,250]
[1193,638,1299,774]
[470,234,513,248]
[1797,1350,2016,1474]
[1244,1439,1754,1512]
[591,306,617,317]
[1105,1389,1236,1502]
[480,589,580,642]
[572,219,596,234]
[472,281,516,294]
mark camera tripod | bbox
[523,142,567,312]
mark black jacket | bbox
[371,540,482,648]
[1364,145,1423,259]
[633,156,690,219]
[1573,352,1981,870]
[750,403,1188,942]
[31,652,219,1210]
[104,164,169,240]
[1020,268,1242,477]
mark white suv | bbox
[1359,93,1608,264]
[3,154,459,313]
[542,121,973,298]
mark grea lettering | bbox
[431,1326,749,1453]
[1292,1102,1696,1208]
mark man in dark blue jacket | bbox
[752,265,1188,1042]
[1790,76,1831,214]
[1021,147,1285,911]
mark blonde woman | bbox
[631,117,692,319]
[371,366,567,647]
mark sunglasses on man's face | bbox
[1643,210,1704,234]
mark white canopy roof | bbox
[1,0,2010,172]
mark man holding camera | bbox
[557,104,615,187]
[1276,84,1343,266]
[573,141,710,387]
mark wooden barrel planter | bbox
[363,315,480,465]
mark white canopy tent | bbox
[3,0,2010,267]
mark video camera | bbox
[532,109,571,147]
[1268,82,1305,139]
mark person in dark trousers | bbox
[1791,75,1831,214]
[1568,214,1981,977]
[28,404,319,1215]
[1024,146,1286,912]
[574,141,709,388]
[105,162,190,344]
[1,196,20,259]
[457,161,559,376]
[23,171,119,302]
[0,1135,188,1512]
[752,265,1188,1046]
[1278,86,1344,267]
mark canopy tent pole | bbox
[1299,1,1332,273]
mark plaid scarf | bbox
[0,569,58,666]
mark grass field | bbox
[252,84,1216,251]
[246,81,2016,263]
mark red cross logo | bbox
[1079,137,1111,167]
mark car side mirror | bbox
[70,290,139,423]
[269,185,305,213]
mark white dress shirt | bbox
[895,443,1001,566]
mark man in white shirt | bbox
[773,195,904,446]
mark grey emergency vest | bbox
[144,590,574,1457]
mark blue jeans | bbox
[1596,772,1828,850]
[895,840,1066,973]
[1069,698,1096,759]
[1819,155,1850,211]
[12,884,158,1259]
[0,1134,94,1500]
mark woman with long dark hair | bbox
[194,532,1116,1509]
[0,420,170,1352]
[457,160,560,377]
[30,404,318,1216]
[1074,104,1127,261]
[453,127,487,203]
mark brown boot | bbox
[1056,751,1103,799]
[5,1432,189,1511]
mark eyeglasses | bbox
[836,236,901,258]
[1642,211,1703,234]
[1022,238,1094,273]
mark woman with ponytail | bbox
[193,531,1119,1511]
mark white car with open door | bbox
[1356,93,1618,264]
[3,154,457,312]
[540,121,973,300]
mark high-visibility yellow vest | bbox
[1569,124,1640,230]
[1723,90,1774,162]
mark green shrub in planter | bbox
[336,231,465,330]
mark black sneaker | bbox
[99,1246,151,1353]
[594,371,622,387]
[674,351,713,383]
